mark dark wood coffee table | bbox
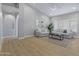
[49,33,64,40]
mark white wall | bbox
[0,4,3,51]
[0,4,2,38]
[18,4,49,38]
[36,14,50,33]
[23,5,36,36]
[0,13,2,37]
[51,12,79,34]
[18,4,24,37]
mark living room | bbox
[0,3,79,56]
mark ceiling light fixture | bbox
[51,8,56,10]
[51,6,57,11]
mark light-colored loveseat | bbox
[52,29,75,39]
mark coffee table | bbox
[49,33,64,40]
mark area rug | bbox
[39,37,75,47]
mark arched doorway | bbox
[3,14,18,38]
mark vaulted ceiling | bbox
[29,3,79,17]
[2,3,79,17]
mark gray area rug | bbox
[41,37,74,47]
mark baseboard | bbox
[19,35,34,40]
[2,35,34,40]
[2,35,18,39]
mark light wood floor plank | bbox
[1,37,79,56]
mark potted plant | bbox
[47,23,54,34]
[63,29,67,33]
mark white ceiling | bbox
[29,3,79,17]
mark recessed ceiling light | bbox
[72,7,77,10]
[51,8,56,10]
[50,6,57,11]
[49,13,53,16]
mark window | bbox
[53,17,78,33]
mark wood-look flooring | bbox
[1,37,79,56]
